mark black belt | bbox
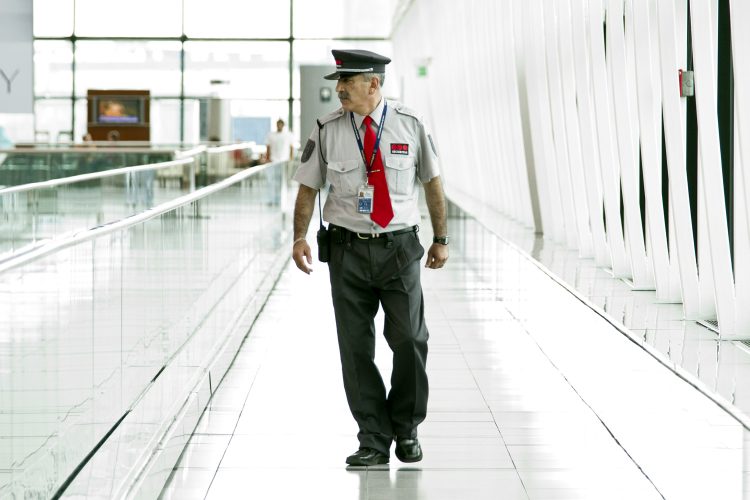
[330,224,419,241]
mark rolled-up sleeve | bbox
[293,129,325,189]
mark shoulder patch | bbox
[318,108,345,126]
[301,139,316,163]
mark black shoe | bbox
[395,437,423,463]
[346,447,389,466]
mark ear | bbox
[369,76,380,93]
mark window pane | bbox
[35,99,73,143]
[294,0,391,38]
[183,99,201,144]
[34,41,74,97]
[184,42,289,100]
[292,98,301,144]
[33,0,73,37]
[230,99,290,145]
[74,0,182,37]
[184,0,290,38]
[292,40,392,98]
[75,41,182,97]
[150,99,182,145]
[74,98,88,141]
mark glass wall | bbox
[31,0,393,145]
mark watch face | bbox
[434,236,449,245]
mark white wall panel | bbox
[570,0,612,267]
[689,0,737,336]
[587,0,630,278]
[501,0,535,227]
[392,0,748,336]
[606,0,651,288]
[631,1,679,302]
[543,2,580,249]
[556,0,595,257]
[523,0,566,242]
[730,0,750,333]
[656,0,701,318]
[487,1,519,220]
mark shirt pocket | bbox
[384,156,416,196]
[327,160,361,195]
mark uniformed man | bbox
[292,49,449,467]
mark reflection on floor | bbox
[160,217,745,499]
[451,189,750,427]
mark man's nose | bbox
[335,80,344,92]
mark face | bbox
[335,75,375,113]
[276,120,284,132]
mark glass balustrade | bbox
[0,144,261,262]
[0,149,175,187]
[0,161,292,498]
[0,159,196,260]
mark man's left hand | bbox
[425,243,449,269]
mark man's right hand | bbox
[292,239,313,274]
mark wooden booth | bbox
[87,89,151,141]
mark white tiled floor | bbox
[157,218,744,499]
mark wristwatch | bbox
[433,236,449,245]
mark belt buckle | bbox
[356,232,379,239]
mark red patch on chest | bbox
[390,143,409,155]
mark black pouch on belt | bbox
[317,226,330,262]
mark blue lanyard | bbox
[350,101,388,176]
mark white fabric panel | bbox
[730,0,750,333]
[631,1,676,301]
[523,0,566,242]
[605,0,651,287]
[556,0,595,257]
[542,1,580,249]
[689,0,736,336]
[656,0,701,318]
[587,0,630,278]
[391,0,747,335]
[501,1,535,226]
[570,0,612,267]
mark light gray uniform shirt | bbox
[294,98,440,234]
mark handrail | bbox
[0,147,182,155]
[175,145,207,159]
[206,142,256,154]
[0,158,194,196]
[0,161,280,275]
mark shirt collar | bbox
[352,97,386,129]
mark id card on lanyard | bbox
[350,102,387,214]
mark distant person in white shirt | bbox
[264,119,294,162]
[0,126,13,169]
[0,126,13,149]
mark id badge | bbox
[357,184,374,214]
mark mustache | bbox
[338,92,350,100]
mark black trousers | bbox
[328,227,429,456]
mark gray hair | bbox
[362,72,385,88]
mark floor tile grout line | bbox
[169,262,295,500]
[502,306,668,500]
[455,230,673,498]
[479,213,750,433]
[429,258,531,500]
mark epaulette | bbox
[391,101,422,122]
[316,108,345,128]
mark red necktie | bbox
[363,115,394,228]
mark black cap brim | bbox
[323,68,375,80]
